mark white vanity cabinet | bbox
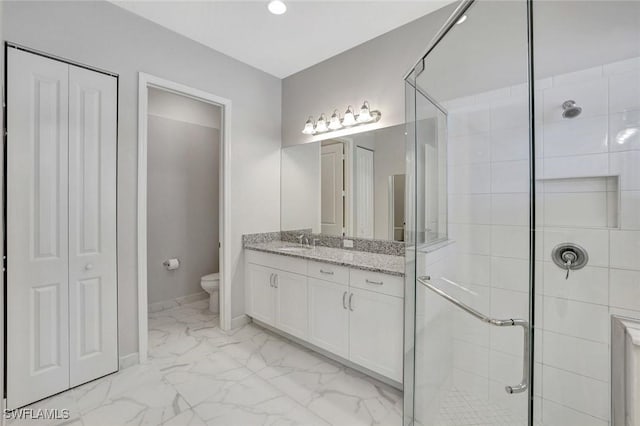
[348,287,404,382]
[245,249,404,384]
[246,253,308,340]
[308,278,350,358]
[246,263,277,325]
[274,270,309,339]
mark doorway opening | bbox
[137,73,232,363]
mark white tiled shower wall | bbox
[416,56,640,425]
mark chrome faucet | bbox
[297,234,313,248]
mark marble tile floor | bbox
[8,300,403,426]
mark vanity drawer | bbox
[307,261,349,285]
[349,269,404,298]
[245,250,307,275]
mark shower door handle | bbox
[417,276,529,394]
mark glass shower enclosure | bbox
[404,1,640,425]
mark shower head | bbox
[562,100,582,119]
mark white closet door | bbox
[68,65,118,387]
[355,147,374,239]
[7,48,70,409]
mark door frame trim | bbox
[137,73,232,363]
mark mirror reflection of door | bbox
[320,141,345,236]
[355,146,374,239]
[389,174,405,242]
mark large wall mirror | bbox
[281,124,408,242]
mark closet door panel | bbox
[68,65,118,387]
[6,48,70,409]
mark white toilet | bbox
[200,273,220,313]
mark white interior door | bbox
[321,142,344,236]
[7,48,71,409]
[355,147,374,239]
[68,65,118,387]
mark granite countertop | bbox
[244,240,405,277]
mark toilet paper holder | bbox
[163,258,180,270]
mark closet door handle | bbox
[342,291,348,309]
[348,293,354,311]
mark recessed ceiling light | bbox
[268,0,287,15]
[456,14,468,25]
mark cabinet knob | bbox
[85,263,94,271]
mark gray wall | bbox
[282,4,455,147]
[3,0,282,358]
[147,115,219,305]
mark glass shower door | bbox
[404,0,533,425]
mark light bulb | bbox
[267,0,287,15]
[302,116,315,135]
[342,106,356,126]
[357,101,373,123]
[328,110,343,130]
[315,114,328,133]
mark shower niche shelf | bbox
[536,175,620,229]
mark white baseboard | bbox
[148,291,208,313]
[231,314,250,329]
[119,352,139,370]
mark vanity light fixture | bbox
[315,113,328,133]
[342,105,357,126]
[301,101,381,135]
[328,110,343,130]
[302,116,316,135]
[357,100,373,123]
[267,0,287,15]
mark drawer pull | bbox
[342,291,348,309]
[365,279,384,286]
[319,269,334,275]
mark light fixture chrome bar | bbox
[301,101,382,135]
[403,0,476,81]
[417,275,529,394]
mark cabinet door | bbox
[246,263,276,326]
[68,65,118,388]
[274,271,308,340]
[308,278,349,358]
[7,48,70,409]
[348,288,403,382]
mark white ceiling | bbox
[110,0,453,78]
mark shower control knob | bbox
[551,243,588,280]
